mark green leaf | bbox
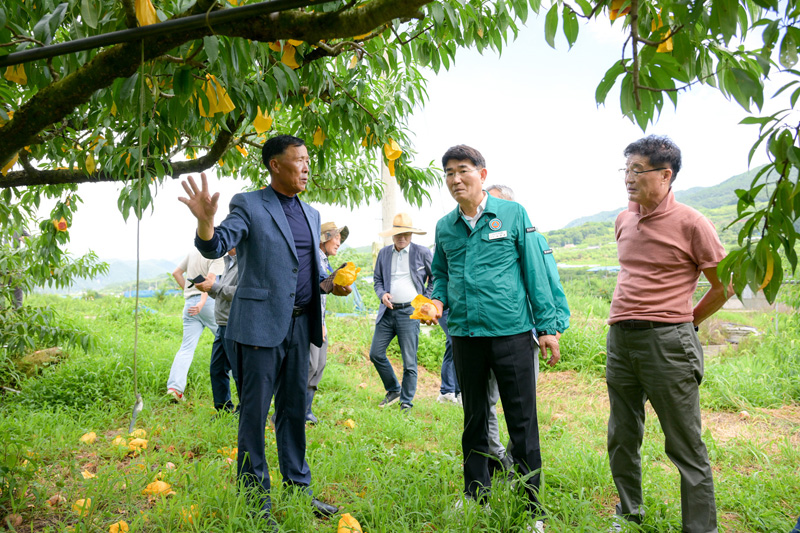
[80,0,99,29]
[173,68,193,101]
[730,67,760,101]
[713,0,739,43]
[562,7,578,49]
[273,67,287,98]
[429,2,445,26]
[779,31,798,68]
[574,0,592,16]
[739,115,772,126]
[120,73,139,103]
[0,7,7,29]
[761,19,779,49]
[204,36,220,67]
[544,4,558,49]
[596,61,626,105]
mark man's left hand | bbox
[539,334,560,367]
[332,284,352,296]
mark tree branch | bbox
[332,78,378,122]
[390,23,433,45]
[1,115,244,187]
[170,114,244,176]
[563,2,605,20]
[629,0,641,110]
[0,0,433,172]
[121,0,139,29]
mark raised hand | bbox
[178,172,219,240]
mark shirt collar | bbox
[272,185,298,206]
[458,191,488,221]
[393,245,410,255]
[629,188,674,216]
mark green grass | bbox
[1,288,799,532]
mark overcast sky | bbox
[45,14,776,262]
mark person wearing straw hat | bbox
[370,213,433,412]
[305,221,349,424]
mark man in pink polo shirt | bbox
[607,136,732,533]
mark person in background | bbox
[1,228,30,309]
[369,213,433,413]
[423,145,566,532]
[484,183,570,477]
[306,221,349,424]
[196,247,240,414]
[11,229,29,309]
[166,248,225,402]
[436,309,461,405]
[606,135,732,533]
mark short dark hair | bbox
[624,135,681,183]
[441,145,486,170]
[262,134,305,172]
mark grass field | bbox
[1,285,799,532]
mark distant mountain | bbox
[564,165,780,228]
[563,208,624,228]
[49,257,180,293]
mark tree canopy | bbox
[1,0,799,300]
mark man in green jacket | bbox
[422,145,569,530]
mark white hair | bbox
[486,184,515,201]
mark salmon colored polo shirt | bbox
[609,190,726,325]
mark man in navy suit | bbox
[179,135,349,529]
[370,213,433,412]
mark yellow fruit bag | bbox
[409,294,437,320]
[338,512,363,533]
[333,262,360,286]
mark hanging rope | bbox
[128,40,146,433]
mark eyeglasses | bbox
[445,167,481,179]
[619,167,667,176]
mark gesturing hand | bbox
[178,173,219,238]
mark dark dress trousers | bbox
[196,186,325,514]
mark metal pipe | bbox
[0,0,321,68]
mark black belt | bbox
[615,319,679,330]
[391,302,412,309]
[292,306,307,317]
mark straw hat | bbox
[320,221,349,243]
[378,213,426,237]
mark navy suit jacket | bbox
[196,186,324,348]
[373,241,433,324]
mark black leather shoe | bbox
[311,497,338,517]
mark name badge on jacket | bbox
[488,231,507,240]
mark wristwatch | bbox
[536,330,556,337]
